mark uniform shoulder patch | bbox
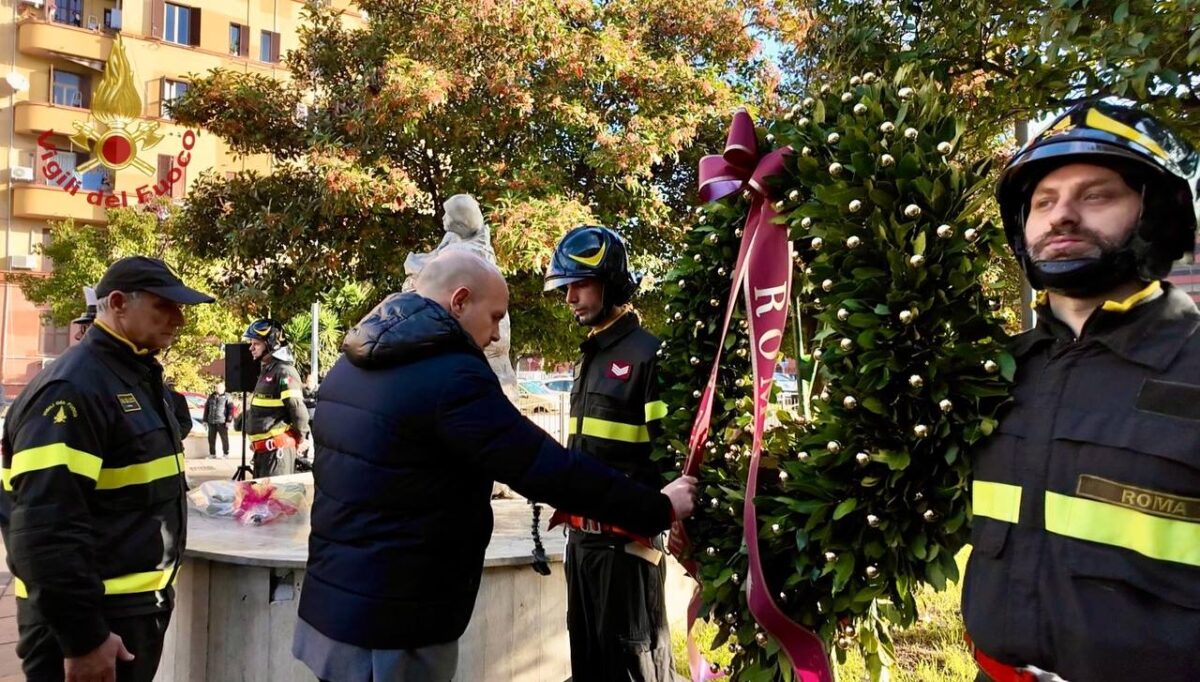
[42,400,79,423]
[117,393,141,413]
[607,360,632,381]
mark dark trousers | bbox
[207,423,230,456]
[253,444,297,478]
[17,611,171,682]
[566,532,674,682]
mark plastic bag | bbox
[234,481,306,526]
[187,480,239,518]
[187,480,306,525]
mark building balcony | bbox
[11,185,107,225]
[12,101,90,136]
[18,19,113,64]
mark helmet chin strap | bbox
[1029,248,1138,298]
[575,280,614,327]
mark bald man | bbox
[294,249,697,682]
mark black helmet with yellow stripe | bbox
[243,318,285,352]
[997,100,1199,293]
[544,225,639,307]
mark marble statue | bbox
[402,194,518,399]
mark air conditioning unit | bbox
[21,0,45,8]
[9,255,37,271]
[11,166,34,183]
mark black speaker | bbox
[224,343,259,392]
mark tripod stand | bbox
[232,391,254,481]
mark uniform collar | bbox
[1012,281,1200,370]
[581,308,640,352]
[83,322,162,386]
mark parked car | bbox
[516,380,562,413]
[540,377,573,394]
[179,391,208,437]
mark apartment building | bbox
[1,0,358,396]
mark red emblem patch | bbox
[607,361,632,381]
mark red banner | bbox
[673,110,833,682]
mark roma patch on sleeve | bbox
[1077,474,1198,522]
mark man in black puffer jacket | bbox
[293,250,697,682]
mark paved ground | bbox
[0,453,244,678]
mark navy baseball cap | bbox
[95,256,215,304]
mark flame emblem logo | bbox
[71,36,163,175]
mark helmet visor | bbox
[544,274,595,292]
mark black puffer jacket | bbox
[297,292,673,649]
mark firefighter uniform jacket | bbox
[246,358,309,446]
[0,322,185,657]
[963,281,1200,682]
[569,311,667,490]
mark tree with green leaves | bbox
[283,305,342,382]
[16,204,241,392]
[167,0,795,359]
[656,69,1013,680]
[779,0,1200,144]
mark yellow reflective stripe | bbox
[279,389,303,400]
[3,444,103,491]
[1101,281,1161,313]
[644,400,668,422]
[13,568,176,599]
[578,417,650,443]
[1085,109,1169,160]
[251,395,284,407]
[1045,491,1200,567]
[103,569,176,594]
[248,423,290,442]
[973,480,1023,524]
[96,453,183,490]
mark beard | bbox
[1029,224,1126,263]
[574,309,603,326]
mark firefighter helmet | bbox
[243,319,285,352]
[543,225,639,307]
[996,100,1199,293]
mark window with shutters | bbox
[75,154,114,192]
[230,24,247,56]
[164,3,200,47]
[40,230,53,273]
[103,8,123,31]
[260,30,280,63]
[161,79,189,119]
[157,154,187,200]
